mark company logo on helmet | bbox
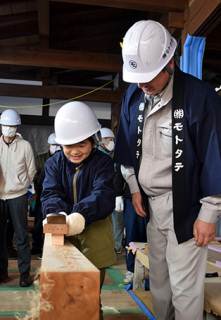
[129,60,137,69]
[162,37,174,59]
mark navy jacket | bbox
[114,65,221,243]
[41,149,116,225]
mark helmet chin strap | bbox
[146,63,173,108]
[152,63,173,98]
[165,63,173,76]
[93,131,102,145]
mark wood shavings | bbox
[15,269,54,320]
[102,306,120,313]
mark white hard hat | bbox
[47,133,57,144]
[122,20,177,83]
[54,101,101,145]
[100,127,115,139]
[0,109,21,126]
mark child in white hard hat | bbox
[41,101,116,320]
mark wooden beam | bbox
[40,234,100,320]
[19,115,111,127]
[38,0,49,48]
[169,12,184,29]
[182,0,221,47]
[0,83,123,103]
[0,47,122,72]
[48,0,186,12]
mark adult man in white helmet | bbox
[114,20,221,320]
[0,109,36,287]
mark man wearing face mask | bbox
[31,133,61,256]
[0,109,36,287]
[98,127,115,156]
[98,128,125,254]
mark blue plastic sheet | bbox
[180,34,206,80]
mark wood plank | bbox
[19,115,111,127]
[39,234,100,320]
[169,12,184,28]
[101,290,144,311]
[131,242,221,317]
[182,0,221,46]
[0,47,122,72]
[204,262,221,316]
[48,0,186,11]
[184,0,221,35]
[208,242,221,265]
[136,249,149,270]
[132,290,154,316]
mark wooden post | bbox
[39,234,100,320]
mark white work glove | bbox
[42,211,67,226]
[115,196,124,212]
[67,212,85,236]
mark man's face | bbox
[103,137,114,148]
[137,59,174,96]
[63,138,94,164]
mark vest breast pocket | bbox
[158,120,172,156]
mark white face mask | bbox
[105,140,115,152]
[49,145,57,155]
[2,126,17,138]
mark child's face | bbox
[63,139,94,164]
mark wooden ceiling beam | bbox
[0,1,37,16]
[0,35,39,46]
[169,12,184,29]
[0,83,122,103]
[0,47,122,72]
[38,0,49,48]
[182,0,221,47]
[19,115,111,127]
[48,0,186,11]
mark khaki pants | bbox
[147,191,208,320]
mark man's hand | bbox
[132,192,146,217]
[67,212,85,236]
[193,219,216,246]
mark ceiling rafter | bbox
[0,47,122,72]
[48,0,186,12]
[0,0,220,128]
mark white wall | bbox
[0,96,111,157]
[0,78,112,157]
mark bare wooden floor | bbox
[0,246,148,320]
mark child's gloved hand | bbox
[67,212,85,236]
[42,212,68,226]
[42,217,47,227]
[115,196,124,212]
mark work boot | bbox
[19,272,33,287]
[0,269,8,282]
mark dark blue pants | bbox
[0,194,31,273]
[31,194,43,250]
[124,198,147,273]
